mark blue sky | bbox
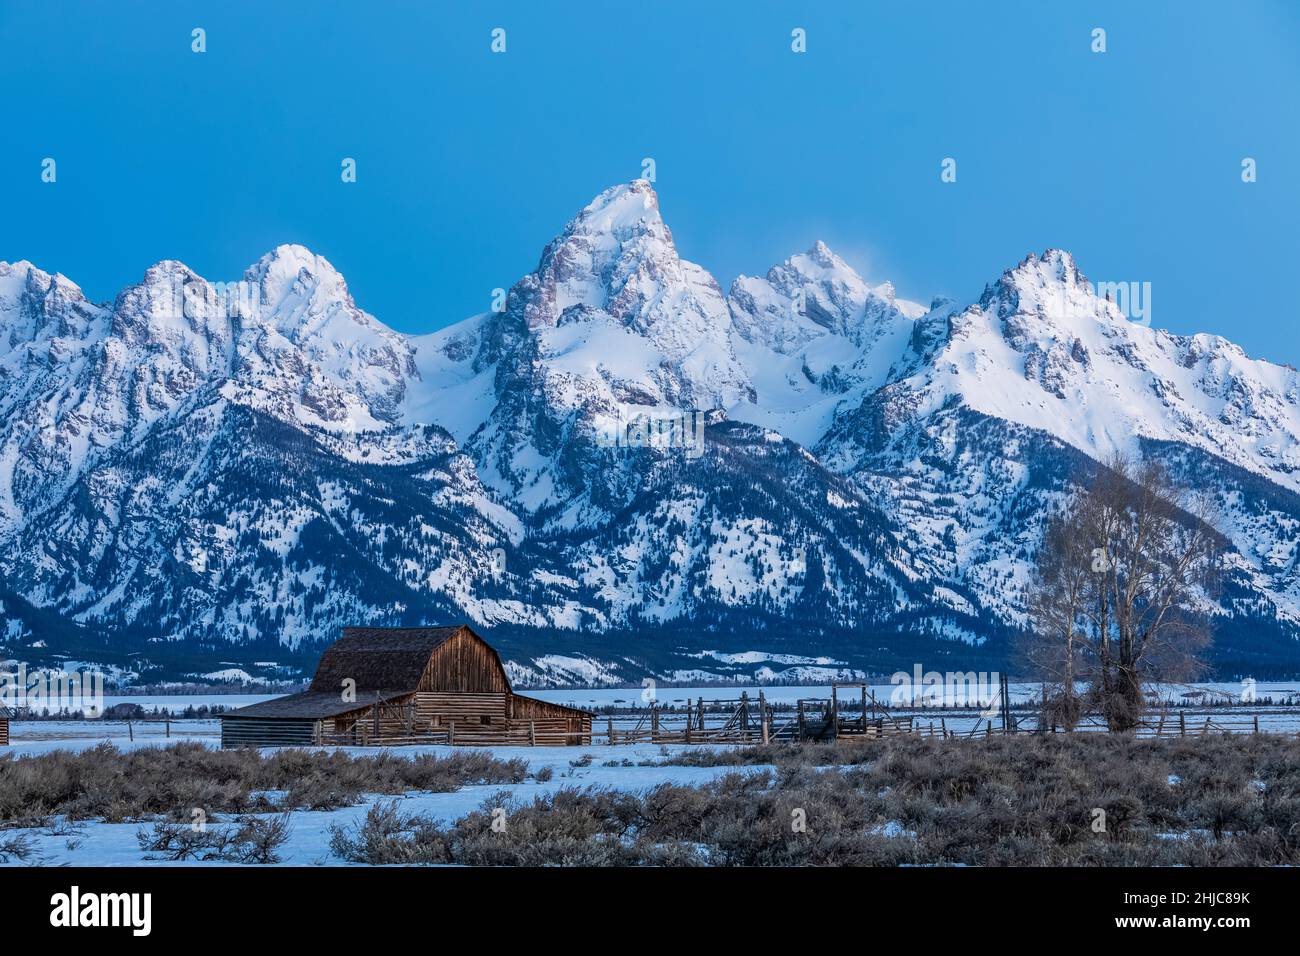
[2,1,1297,363]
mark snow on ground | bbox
[6,720,223,754]
[6,677,1300,866]
[1,740,770,867]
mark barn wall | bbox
[0,719,8,746]
[407,692,590,745]
[510,694,591,744]
[417,629,511,694]
[414,692,509,724]
[221,717,320,748]
[510,694,587,721]
[325,695,422,740]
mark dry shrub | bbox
[0,742,527,823]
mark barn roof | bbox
[308,625,465,693]
[0,704,11,719]
[223,689,412,720]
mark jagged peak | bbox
[978,248,1098,322]
[782,241,859,279]
[245,244,347,295]
[571,179,663,235]
[0,260,85,298]
[515,179,713,335]
[0,261,95,345]
[993,248,1087,293]
[240,244,367,333]
[531,179,677,284]
[137,259,202,285]
[776,243,908,309]
[0,259,43,281]
[804,239,842,268]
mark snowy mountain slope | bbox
[0,249,421,539]
[0,397,637,684]
[403,180,758,514]
[832,249,1300,495]
[2,180,1300,681]
[726,240,952,447]
[814,249,1300,664]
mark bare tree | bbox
[1024,454,1222,732]
[1022,516,1091,730]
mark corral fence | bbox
[584,681,1300,747]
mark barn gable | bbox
[415,626,511,694]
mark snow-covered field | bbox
[5,679,1300,867]
[7,719,223,755]
[1,741,767,867]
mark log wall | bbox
[221,716,320,748]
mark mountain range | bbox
[3,179,1299,686]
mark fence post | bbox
[1179,712,1186,737]
[448,721,455,746]
[529,721,536,746]
[1254,715,1260,734]
[607,715,614,745]
[1000,673,1011,734]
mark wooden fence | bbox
[584,691,1298,747]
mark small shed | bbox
[0,705,10,746]
[221,625,593,748]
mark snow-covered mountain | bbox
[3,180,1298,685]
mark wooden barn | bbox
[221,625,593,748]
[0,705,9,746]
